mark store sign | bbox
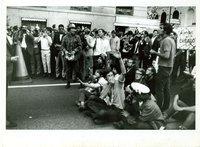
[175,27,196,50]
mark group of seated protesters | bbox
[75,50,196,130]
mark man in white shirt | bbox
[93,29,111,73]
[38,28,53,77]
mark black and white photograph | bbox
[1,1,200,147]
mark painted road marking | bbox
[8,83,80,88]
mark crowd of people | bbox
[6,22,196,129]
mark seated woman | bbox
[76,69,107,111]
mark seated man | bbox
[145,66,156,95]
[124,58,137,87]
[86,52,126,124]
[163,78,195,129]
[76,69,107,111]
[113,83,165,130]
[125,68,146,96]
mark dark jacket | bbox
[6,37,14,84]
[52,32,65,56]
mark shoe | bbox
[78,105,86,112]
[43,73,47,77]
[75,100,81,107]
[65,83,70,89]
[48,73,51,78]
[113,121,125,129]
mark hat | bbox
[68,23,76,29]
[130,82,150,94]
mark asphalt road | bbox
[7,76,184,130]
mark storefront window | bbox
[116,7,133,16]
[70,6,92,12]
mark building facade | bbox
[7,6,196,33]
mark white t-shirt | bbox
[94,37,111,56]
[39,36,52,50]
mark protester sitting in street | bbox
[125,68,146,96]
[86,51,126,124]
[113,83,165,130]
[145,66,156,95]
[76,69,107,111]
[124,58,137,87]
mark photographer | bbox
[37,27,53,77]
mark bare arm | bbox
[112,52,126,82]
[150,39,171,59]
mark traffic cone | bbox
[12,43,32,84]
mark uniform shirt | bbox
[158,36,176,68]
[62,33,82,52]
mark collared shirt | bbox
[100,74,125,109]
[94,37,111,56]
[21,34,27,48]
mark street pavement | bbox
[7,76,185,130]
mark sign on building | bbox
[174,27,196,50]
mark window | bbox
[116,7,133,16]
[70,6,91,12]
[172,10,179,19]
[160,12,167,24]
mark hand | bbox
[11,56,19,62]
[112,51,122,59]
[150,49,157,54]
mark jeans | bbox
[155,66,172,111]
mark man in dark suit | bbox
[52,24,66,79]
[19,26,34,76]
[149,29,160,65]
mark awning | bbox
[69,20,91,25]
[114,22,159,29]
[21,17,47,22]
